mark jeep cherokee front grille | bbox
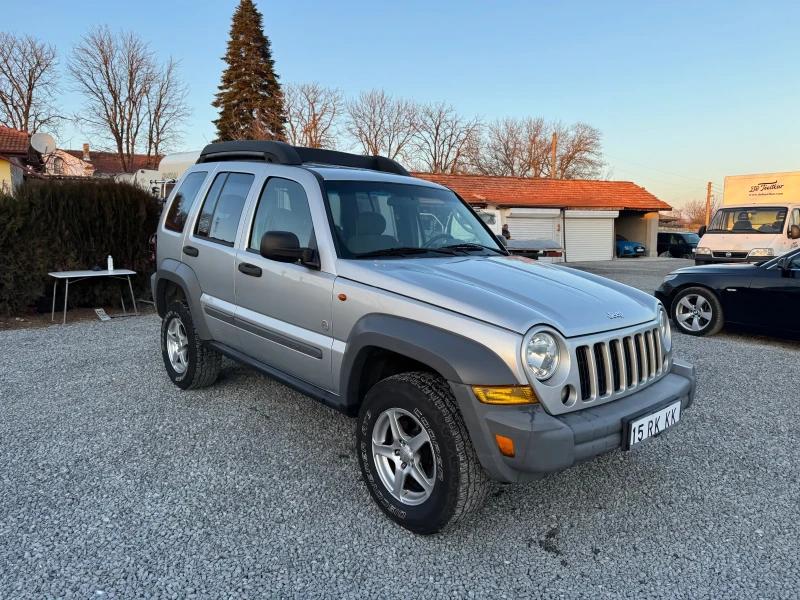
[575,326,664,402]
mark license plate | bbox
[626,401,681,448]
[635,247,645,253]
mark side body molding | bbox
[152,259,212,340]
[339,314,521,409]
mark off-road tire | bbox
[161,300,221,390]
[357,372,491,535]
[671,286,725,337]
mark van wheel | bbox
[672,287,724,336]
[161,300,221,389]
[357,372,490,535]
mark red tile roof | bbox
[412,172,671,212]
[64,150,161,174]
[0,125,30,155]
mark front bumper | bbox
[451,359,696,483]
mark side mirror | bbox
[698,225,707,236]
[496,234,508,247]
[777,256,790,271]
[789,224,800,240]
[260,231,320,269]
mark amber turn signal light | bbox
[471,385,538,405]
[494,434,515,457]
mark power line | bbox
[611,166,717,191]
[604,153,710,183]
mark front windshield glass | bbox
[682,233,700,244]
[707,207,787,234]
[323,181,504,258]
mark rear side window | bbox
[194,172,254,245]
[164,171,207,233]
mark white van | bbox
[695,172,800,264]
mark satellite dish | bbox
[30,132,57,155]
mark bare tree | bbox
[471,117,526,176]
[552,121,606,179]
[681,194,721,229]
[145,57,190,163]
[345,89,417,161]
[473,118,605,179]
[0,32,61,134]
[412,101,482,173]
[284,82,343,148]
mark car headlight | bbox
[663,274,678,282]
[748,248,774,257]
[658,306,672,352]
[525,332,560,381]
[695,247,711,255]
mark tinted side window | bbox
[164,171,207,233]
[195,172,254,245]
[250,178,315,250]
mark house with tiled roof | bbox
[61,144,160,178]
[0,125,32,194]
[413,172,671,262]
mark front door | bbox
[234,174,335,391]
[182,167,259,348]
[745,253,800,332]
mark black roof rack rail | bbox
[196,140,409,177]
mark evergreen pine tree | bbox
[212,0,286,141]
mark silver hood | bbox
[335,255,659,338]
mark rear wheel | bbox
[671,287,724,336]
[357,372,490,535]
[681,253,694,259]
[161,300,221,389]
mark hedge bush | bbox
[0,179,160,315]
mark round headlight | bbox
[659,306,672,351]
[526,332,560,380]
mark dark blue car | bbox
[615,234,646,258]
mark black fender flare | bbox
[339,314,520,409]
[152,259,211,340]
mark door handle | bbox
[238,262,262,277]
[182,245,199,257]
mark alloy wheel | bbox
[675,294,713,332]
[371,408,437,506]
[166,317,189,373]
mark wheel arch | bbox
[340,314,520,413]
[153,259,212,340]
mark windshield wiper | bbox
[440,242,506,255]
[353,247,458,259]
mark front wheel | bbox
[672,287,724,336]
[659,251,673,258]
[357,372,490,535]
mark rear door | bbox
[233,168,336,391]
[182,165,262,348]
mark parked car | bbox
[615,234,646,257]
[151,140,696,534]
[655,248,800,338]
[657,231,700,259]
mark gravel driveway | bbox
[2,260,799,599]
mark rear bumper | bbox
[451,359,696,483]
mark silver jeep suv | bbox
[152,141,696,534]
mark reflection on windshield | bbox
[708,207,786,234]
[323,181,504,258]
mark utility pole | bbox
[705,182,712,226]
[551,132,557,179]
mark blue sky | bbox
[6,0,800,208]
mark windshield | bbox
[323,181,505,258]
[707,207,787,234]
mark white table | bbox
[49,270,138,324]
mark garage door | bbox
[506,217,556,241]
[565,217,614,262]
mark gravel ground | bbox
[2,260,799,599]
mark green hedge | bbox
[0,179,160,315]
